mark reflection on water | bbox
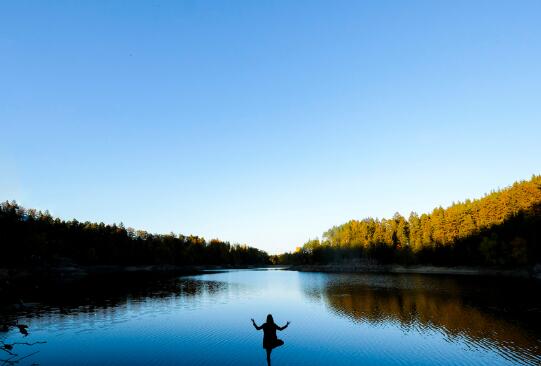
[301,273,541,365]
[1,270,540,366]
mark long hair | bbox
[266,314,274,324]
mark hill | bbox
[0,202,269,268]
[275,175,541,266]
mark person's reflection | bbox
[251,314,290,366]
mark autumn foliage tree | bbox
[275,175,541,266]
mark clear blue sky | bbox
[1,1,540,253]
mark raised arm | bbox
[277,321,290,331]
[251,318,263,330]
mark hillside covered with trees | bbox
[0,203,269,267]
[3,175,540,269]
[274,175,541,266]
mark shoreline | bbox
[0,263,269,281]
[0,264,269,306]
[3,263,540,281]
[288,264,541,279]
[1,263,539,306]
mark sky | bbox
[1,1,540,254]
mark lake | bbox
[1,269,540,365]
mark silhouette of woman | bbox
[251,314,290,366]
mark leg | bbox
[266,348,271,366]
[275,339,284,348]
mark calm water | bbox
[1,269,540,365]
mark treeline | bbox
[0,202,269,267]
[274,175,541,266]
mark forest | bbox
[2,175,540,269]
[274,175,541,266]
[0,202,269,267]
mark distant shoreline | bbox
[288,264,541,279]
[0,264,261,289]
[3,263,540,281]
[0,264,269,305]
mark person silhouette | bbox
[251,314,290,366]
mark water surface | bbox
[2,269,540,365]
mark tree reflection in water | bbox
[0,273,229,365]
[301,273,541,364]
[1,271,540,365]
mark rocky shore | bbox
[289,263,541,279]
